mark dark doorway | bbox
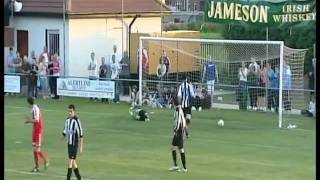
[17,30,28,57]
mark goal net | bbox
[138,37,307,128]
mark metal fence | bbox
[4,73,315,116]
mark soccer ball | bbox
[217,119,224,127]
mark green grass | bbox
[213,90,310,110]
[4,96,315,180]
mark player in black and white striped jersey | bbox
[168,99,188,172]
[177,74,195,138]
[62,104,83,180]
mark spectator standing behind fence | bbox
[271,65,280,113]
[29,57,39,98]
[257,62,267,111]
[52,54,60,99]
[283,60,292,111]
[21,56,32,97]
[6,47,16,74]
[5,47,17,96]
[266,62,274,112]
[39,46,49,65]
[111,45,121,101]
[156,58,166,80]
[238,61,248,110]
[111,54,121,103]
[30,50,36,64]
[308,59,315,100]
[111,45,121,63]
[99,57,108,103]
[247,59,259,110]
[38,57,48,99]
[193,85,204,111]
[160,50,171,79]
[88,52,98,101]
[14,52,23,95]
[119,51,130,95]
[48,54,54,98]
[202,55,218,97]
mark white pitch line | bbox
[5,106,114,116]
[4,111,26,116]
[5,168,97,180]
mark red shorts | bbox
[32,132,43,147]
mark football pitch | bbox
[4,96,315,180]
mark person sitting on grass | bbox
[129,106,150,122]
[301,95,315,118]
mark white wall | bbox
[11,16,66,72]
[68,16,162,77]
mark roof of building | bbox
[69,0,171,15]
[14,0,64,14]
[9,0,170,16]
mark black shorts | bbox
[68,145,78,159]
[138,109,147,121]
[182,107,191,116]
[171,133,184,149]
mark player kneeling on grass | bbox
[129,106,150,122]
[62,104,83,180]
[25,97,49,172]
[169,103,188,172]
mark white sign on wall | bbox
[4,75,20,93]
[57,78,115,98]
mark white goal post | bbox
[138,36,285,128]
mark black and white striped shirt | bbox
[177,80,195,108]
[173,107,186,135]
[62,116,83,146]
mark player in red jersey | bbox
[25,97,49,172]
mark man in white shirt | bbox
[6,47,16,74]
[88,52,97,79]
[238,61,248,110]
[88,52,98,101]
[111,53,121,103]
[248,57,260,75]
[111,45,121,64]
[156,58,166,80]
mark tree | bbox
[223,22,315,73]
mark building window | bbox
[200,0,205,11]
[46,29,60,55]
[176,0,182,11]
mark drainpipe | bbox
[128,14,139,61]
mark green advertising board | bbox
[205,0,316,27]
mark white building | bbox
[5,0,170,77]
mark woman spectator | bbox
[247,62,259,110]
[38,56,48,99]
[257,61,268,111]
[238,61,248,110]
